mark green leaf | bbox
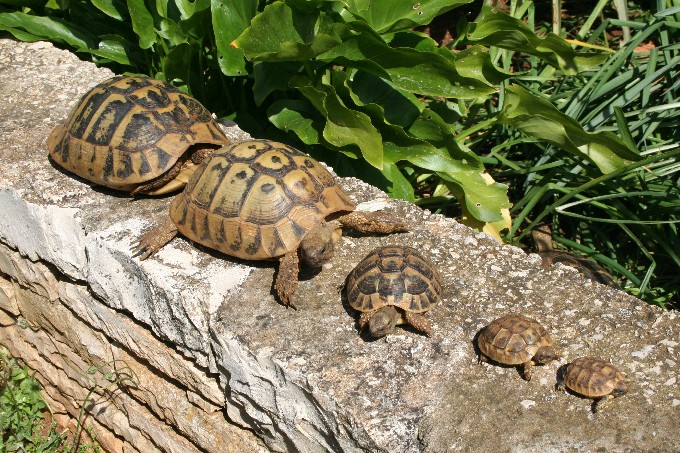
[164,42,194,82]
[0,12,93,50]
[174,0,211,20]
[127,0,156,49]
[157,17,188,45]
[465,6,609,74]
[211,0,258,76]
[91,0,125,20]
[252,61,303,105]
[381,162,415,201]
[267,99,324,145]
[87,35,133,64]
[449,45,513,86]
[293,76,384,168]
[232,2,342,61]
[498,85,642,174]
[340,0,474,33]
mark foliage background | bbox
[0,0,678,308]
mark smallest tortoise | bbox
[556,357,628,413]
[477,314,558,381]
[345,245,442,338]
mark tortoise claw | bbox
[130,217,178,260]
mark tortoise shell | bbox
[346,245,442,314]
[168,140,355,260]
[48,75,229,193]
[478,314,554,365]
[562,357,627,398]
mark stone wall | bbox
[1,39,679,452]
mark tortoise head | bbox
[299,223,338,268]
[367,306,401,338]
[533,345,560,365]
[612,378,629,397]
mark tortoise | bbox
[345,245,442,338]
[132,140,408,307]
[532,226,619,288]
[556,357,628,413]
[48,75,229,195]
[477,314,559,381]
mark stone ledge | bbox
[1,38,678,452]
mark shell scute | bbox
[478,314,553,365]
[563,357,626,398]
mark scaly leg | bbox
[131,216,178,260]
[338,211,409,234]
[274,251,299,309]
[404,312,432,336]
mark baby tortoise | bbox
[557,357,629,413]
[132,140,408,307]
[477,314,559,381]
[345,245,442,338]
[532,226,619,288]
[48,75,229,195]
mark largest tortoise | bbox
[48,75,229,195]
[132,140,408,307]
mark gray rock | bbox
[0,38,678,452]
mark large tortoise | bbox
[48,75,229,195]
[345,245,442,337]
[557,357,629,413]
[477,314,559,381]
[132,140,408,307]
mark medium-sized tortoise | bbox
[532,226,619,288]
[557,357,628,413]
[132,140,408,307]
[48,75,229,195]
[477,314,559,381]
[345,245,442,338]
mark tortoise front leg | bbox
[131,216,178,260]
[274,251,299,309]
[338,211,409,234]
[520,361,534,382]
[404,311,432,336]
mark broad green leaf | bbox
[294,77,384,168]
[0,25,44,42]
[232,2,342,61]
[174,0,211,19]
[448,45,513,86]
[381,162,415,202]
[339,0,473,33]
[252,61,303,105]
[164,42,194,82]
[0,12,93,49]
[498,85,642,174]
[466,6,608,74]
[86,36,132,64]
[317,22,494,99]
[211,0,258,76]
[267,99,324,145]
[347,71,423,128]
[128,0,156,49]
[91,0,125,20]
[157,18,188,45]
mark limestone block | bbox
[0,37,679,453]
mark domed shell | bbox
[478,314,553,365]
[346,245,442,314]
[168,140,355,260]
[563,357,626,398]
[538,251,619,288]
[48,75,228,192]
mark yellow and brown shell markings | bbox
[48,75,229,194]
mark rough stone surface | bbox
[1,38,679,452]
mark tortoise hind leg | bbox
[274,251,299,309]
[337,211,409,234]
[131,217,178,260]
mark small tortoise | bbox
[345,245,442,337]
[557,357,628,413]
[532,226,619,288]
[48,75,229,195]
[477,314,558,381]
[132,140,408,307]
